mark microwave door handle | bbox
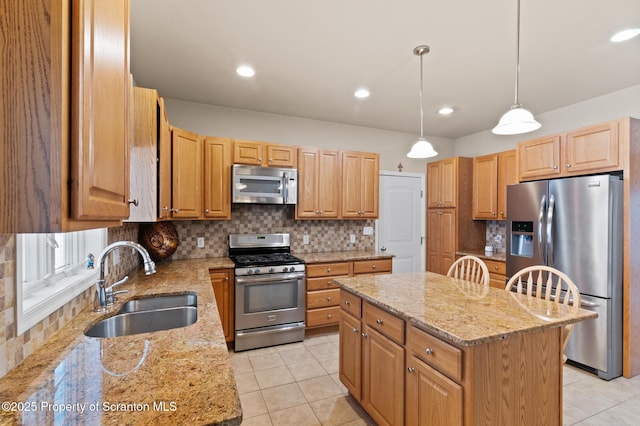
[538,195,547,264]
[547,194,555,268]
[282,172,288,204]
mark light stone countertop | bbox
[296,250,393,264]
[456,249,507,262]
[0,258,240,426]
[334,272,597,347]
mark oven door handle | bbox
[236,273,305,284]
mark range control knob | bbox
[254,268,261,274]
[269,267,275,273]
[282,267,289,273]
[247,269,254,275]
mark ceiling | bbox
[130,0,640,140]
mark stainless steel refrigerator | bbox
[506,174,623,380]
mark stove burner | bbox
[231,253,304,268]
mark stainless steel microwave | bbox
[232,164,298,204]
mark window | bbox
[16,229,107,335]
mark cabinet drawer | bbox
[353,259,392,275]
[307,306,340,327]
[484,259,506,275]
[307,262,352,278]
[363,302,404,345]
[340,289,362,318]
[408,326,462,382]
[307,289,340,309]
[307,276,344,291]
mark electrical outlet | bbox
[197,237,205,248]
[494,235,502,243]
[303,235,310,245]
[363,226,374,235]
[350,234,356,243]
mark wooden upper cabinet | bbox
[203,137,232,219]
[472,150,517,220]
[1,0,131,232]
[127,88,172,222]
[171,127,202,219]
[518,119,623,181]
[158,96,172,219]
[518,135,561,181]
[232,140,297,167]
[472,154,498,219]
[71,0,131,221]
[427,157,458,208]
[296,148,340,219]
[564,121,620,174]
[341,151,379,219]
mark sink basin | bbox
[118,292,197,314]
[85,306,198,338]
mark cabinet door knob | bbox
[407,367,415,374]
[425,348,434,355]
[552,165,558,170]
[344,300,350,305]
[566,164,572,168]
[352,328,359,333]
[361,333,368,338]
[204,209,209,213]
[376,319,383,325]
[127,198,139,206]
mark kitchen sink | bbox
[85,306,198,338]
[118,292,197,314]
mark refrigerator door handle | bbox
[547,194,555,267]
[579,299,600,308]
[538,195,547,265]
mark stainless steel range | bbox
[229,233,306,351]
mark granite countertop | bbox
[296,250,393,264]
[334,272,597,347]
[0,258,240,426]
[456,249,506,262]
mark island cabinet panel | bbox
[339,308,362,399]
[362,324,405,426]
[406,355,463,426]
[363,301,404,345]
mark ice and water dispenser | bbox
[510,221,534,257]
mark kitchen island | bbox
[0,258,241,426]
[334,271,597,426]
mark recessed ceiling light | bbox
[354,88,370,99]
[610,28,640,42]
[236,65,255,77]
[437,106,454,115]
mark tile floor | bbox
[229,331,640,425]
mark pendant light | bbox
[407,45,438,159]
[492,0,541,135]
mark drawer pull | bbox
[372,265,376,269]
[327,268,332,273]
[344,300,351,306]
[425,348,434,355]
[327,296,332,301]
[327,314,332,319]
[408,367,415,374]
[494,266,499,270]
[352,328,359,333]
[327,281,332,285]
[376,319,383,325]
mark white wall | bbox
[164,99,454,174]
[454,84,640,157]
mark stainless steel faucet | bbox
[94,241,157,311]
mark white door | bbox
[377,172,425,273]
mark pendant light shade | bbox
[406,45,438,159]
[492,0,540,135]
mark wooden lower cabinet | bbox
[339,289,563,426]
[406,354,463,426]
[362,324,405,426]
[209,269,234,343]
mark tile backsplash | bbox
[169,204,375,260]
[486,220,507,252]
